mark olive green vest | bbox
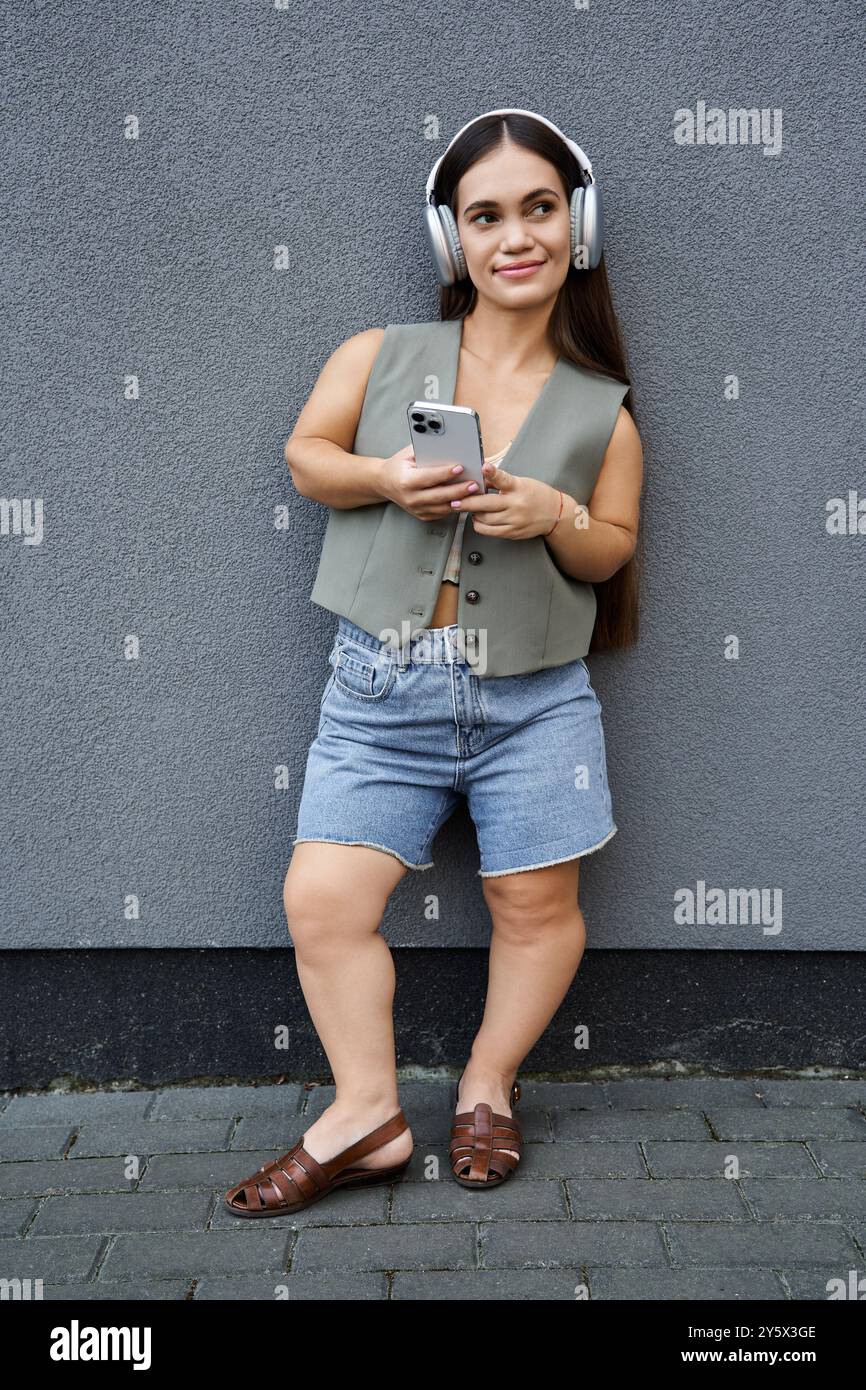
[308,316,628,678]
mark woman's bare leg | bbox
[458,858,585,1157]
[282,840,413,1169]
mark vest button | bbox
[465,590,480,604]
[467,551,482,564]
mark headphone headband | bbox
[424,107,594,205]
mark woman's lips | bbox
[493,260,545,278]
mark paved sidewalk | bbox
[1,1074,864,1300]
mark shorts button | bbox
[467,551,482,564]
[465,590,480,604]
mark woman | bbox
[225,110,643,1216]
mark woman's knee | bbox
[282,843,399,947]
[283,866,352,947]
[482,865,583,942]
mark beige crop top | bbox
[441,440,512,585]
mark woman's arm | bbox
[284,328,389,508]
[543,405,643,583]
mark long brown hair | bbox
[432,112,642,652]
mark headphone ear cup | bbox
[423,204,456,286]
[438,203,467,282]
[570,182,604,270]
[423,203,466,286]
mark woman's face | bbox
[452,137,572,303]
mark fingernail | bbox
[451,500,461,507]
[451,465,463,474]
[467,483,478,492]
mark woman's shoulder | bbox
[333,326,387,362]
[332,320,447,366]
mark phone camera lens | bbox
[412,423,427,433]
[410,412,426,423]
[429,419,442,432]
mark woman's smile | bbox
[493,259,546,278]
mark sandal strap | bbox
[320,1108,409,1178]
[261,1165,303,1207]
[449,1102,523,1181]
[227,1108,411,1214]
[453,1110,520,1128]
[468,1102,493,1181]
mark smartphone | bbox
[406,401,488,492]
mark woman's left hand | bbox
[451,460,562,540]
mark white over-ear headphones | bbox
[423,108,604,287]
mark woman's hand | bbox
[377,445,483,521]
[450,460,563,539]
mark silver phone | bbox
[406,401,488,492]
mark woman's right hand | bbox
[376,445,480,521]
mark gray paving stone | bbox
[553,1110,710,1141]
[293,1222,476,1272]
[297,1080,465,1116]
[705,1108,866,1141]
[739,1178,866,1221]
[139,1149,282,1191]
[0,1199,39,1236]
[148,1084,304,1120]
[512,1081,609,1109]
[39,1280,191,1299]
[213,1185,390,1228]
[392,1268,593,1299]
[602,1078,762,1109]
[228,1115,318,1150]
[504,1141,648,1179]
[30,1192,213,1236]
[98,1230,292,1280]
[665,1220,859,1267]
[753,1080,866,1108]
[384,1079,457,1107]
[71,1119,234,1158]
[2,1092,155,1125]
[0,1158,145,1197]
[782,1265,866,1299]
[565,1177,748,1220]
[0,1234,103,1283]
[0,1126,76,1161]
[299,1086,337,1117]
[586,1267,787,1300]
[804,1141,866,1177]
[194,1272,387,1299]
[643,1140,819,1179]
[392,1178,567,1222]
[482,1219,668,1268]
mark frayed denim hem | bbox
[476,824,618,878]
[291,837,435,871]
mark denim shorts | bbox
[292,617,617,877]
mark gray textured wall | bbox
[2,0,862,951]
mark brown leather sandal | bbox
[449,1071,522,1188]
[224,1108,411,1218]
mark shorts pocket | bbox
[332,639,396,701]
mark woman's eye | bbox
[470,202,555,226]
